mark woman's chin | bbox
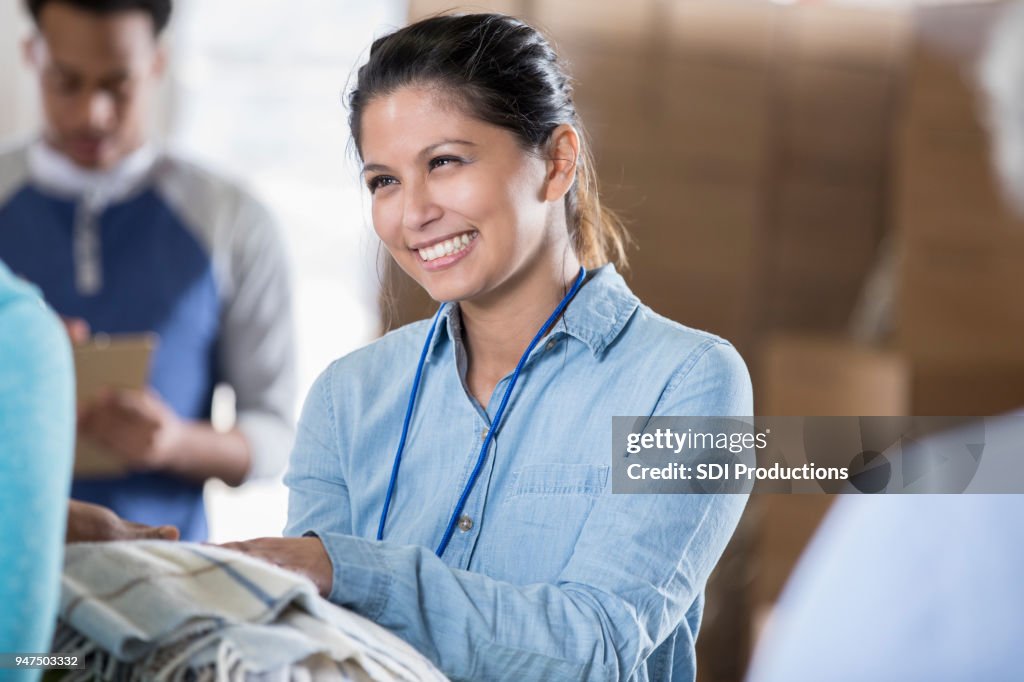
[423,282,473,304]
[408,264,479,304]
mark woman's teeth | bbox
[418,233,475,262]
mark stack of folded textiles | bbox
[52,541,448,681]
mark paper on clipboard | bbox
[74,333,157,478]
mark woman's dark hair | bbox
[349,13,629,270]
[26,0,172,36]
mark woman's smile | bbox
[413,229,479,270]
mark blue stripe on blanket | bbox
[185,546,277,608]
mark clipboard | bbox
[74,333,157,478]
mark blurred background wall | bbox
[3,1,1023,680]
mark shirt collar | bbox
[27,138,158,208]
[426,263,640,359]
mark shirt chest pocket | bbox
[478,463,609,583]
[507,463,609,498]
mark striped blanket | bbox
[53,541,447,681]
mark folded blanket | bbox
[53,541,447,681]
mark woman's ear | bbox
[543,124,580,202]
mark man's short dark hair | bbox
[26,0,172,35]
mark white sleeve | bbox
[156,156,297,480]
[219,193,297,480]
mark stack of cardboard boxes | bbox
[533,0,774,355]
[759,4,908,336]
[894,2,1024,415]
[399,1,907,361]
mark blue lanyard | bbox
[377,266,587,557]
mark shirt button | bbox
[481,427,490,441]
[545,339,557,351]
[457,514,474,532]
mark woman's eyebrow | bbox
[419,139,477,158]
[363,140,478,173]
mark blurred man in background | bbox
[0,0,296,541]
[746,4,1024,681]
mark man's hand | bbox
[60,316,90,345]
[66,499,180,543]
[219,537,334,598]
[78,388,186,472]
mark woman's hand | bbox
[66,499,180,543]
[219,537,334,598]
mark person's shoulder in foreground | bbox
[746,493,1024,682]
[0,259,75,663]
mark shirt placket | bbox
[440,321,566,568]
[73,188,104,296]
[441,412,501,569]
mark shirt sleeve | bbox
[217,195,297,481]
[288,340,752,681]
[283,363,353,537]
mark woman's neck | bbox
[460,253,581,407]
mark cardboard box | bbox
[564,46,661,148]
[666,0,780,65]
[759,277,866,334]
[779,3,911,70]
[896,128,1006,220]
[774,176,884,272]
[896,270,1024,364]
[891,7,1024,367]
[407,0,526,22]
[533,0,657,44]
[758,334,910,416]
[659,62,772,180]
[779,63,894,173]
[902,48,987,131]
[640,268,753,336]
[633,179,763,276]
[912,363,1024,416]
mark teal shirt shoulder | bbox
[285,264,752,681]
[0,260,75,676]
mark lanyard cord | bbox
[377,266,588,557]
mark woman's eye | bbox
[367,175,398,193]
[429,156,461,171]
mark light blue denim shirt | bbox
[284,265,752,681]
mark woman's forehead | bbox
[360,87,511,158]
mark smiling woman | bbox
[224,13,753,682]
